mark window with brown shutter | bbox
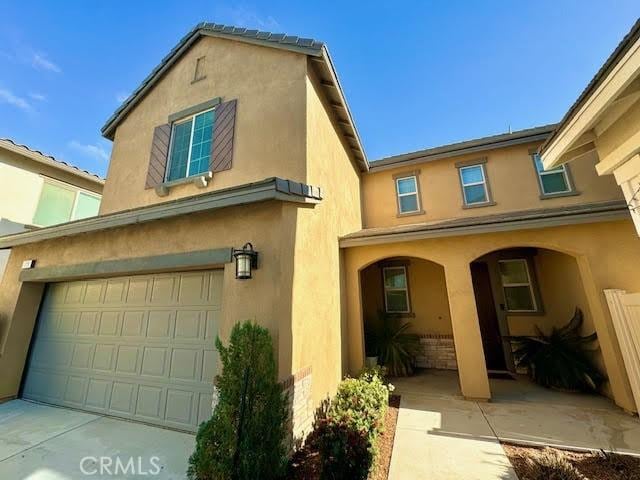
[145,124,171,189]
[210,99,237,172]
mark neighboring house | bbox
[0,139,104,279]
[0,23,638,442]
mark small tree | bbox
[187,321,288,480]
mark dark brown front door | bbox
[470,262,507,371]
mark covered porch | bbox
[342,220,640,413]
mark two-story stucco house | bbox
[0,23,639,440]
[0,139,103,279]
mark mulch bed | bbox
[287,395,401,480]
[503,443,640,480]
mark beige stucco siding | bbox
[285,66,363,404]
[0,201,301,402]
[101,36,308,214]
[362,144,622,229]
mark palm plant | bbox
[366,312,421,377]
[509,308,604,392]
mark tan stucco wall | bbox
[361,258,452,336]
[286,66,363,405]
[101,36,308,215]
[362,143,622,228]
[344,219,640,410]
[0,201,301,401]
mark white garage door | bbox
[22,270,222,432]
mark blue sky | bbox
[0,1,638,177]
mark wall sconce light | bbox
[233,243,259,280]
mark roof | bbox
[0,138,105,187]
[340,200,628,246]
[540,18,640,155]
[101,22,368,170]
[369,124,556,172]
[0,177,320,249]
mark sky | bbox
[0,1,638,178]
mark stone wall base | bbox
[415,334,458,370]
[283,366,314,448]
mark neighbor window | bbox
[383,266,410,313]
[533,154,572,196]
[33,181,101,227]
[459,164,490,205]
[395,176,420,214]
[498,259,537,313]
[166,108,216,181]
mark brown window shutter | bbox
[146,124,171,189]
[210,99,237,172]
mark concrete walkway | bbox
[0,400,195,479]
[388,370,640,480]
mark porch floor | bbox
[387,369,640,480]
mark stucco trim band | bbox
[19,248,232,282]
[340,202,629,247]
[0,177,321,249]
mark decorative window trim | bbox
[498,258,543,314]
[393,170,425,217]
[192,56,207,84]
[382,265,412,314]
[531,153,579,199]
[455,158,495,208]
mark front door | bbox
[470,262,507,371]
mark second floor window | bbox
[167,109,216,181]
[383,266,410,313]
[534,154,572,196]
[459,164,489,205]
[396,176,420,214]
[33,181,101,227]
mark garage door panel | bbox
[23,270,221,432]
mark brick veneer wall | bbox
[415,334,458,370]
[282,366,314,447]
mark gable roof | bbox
[101,22,368,171]
[369,124,556,172]
[0,138,105,189]
[540,18,640,155]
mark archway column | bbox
[444,258,491,400]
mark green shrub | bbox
[509,308,604,392]
[187,321,288,480]
[316,369,390,480]
[525,448,586,480]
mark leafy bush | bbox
[316,369,390,480]
[187,321,288,480]
[366,312,421,376]
[525,448,586,480]
[509,308,604,392]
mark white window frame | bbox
[383,266,411,313]
[395,175,420,214]
[534,154,572,195]
[459,164,490,205]
[33,177,101,227]
[165,107,215,181]
[498,258,538,313]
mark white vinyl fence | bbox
[604,289,640,414]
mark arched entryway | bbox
[360,256,456,373]
[469,246,607,391]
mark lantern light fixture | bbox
[233,242,259,280]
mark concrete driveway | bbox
[0,400,195,479]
